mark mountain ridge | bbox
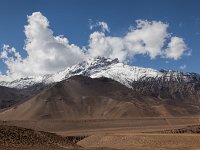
[0,57,199,90]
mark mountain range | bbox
[0,57,200,120]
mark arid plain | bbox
[1,117,200,150]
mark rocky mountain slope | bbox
[132,70,200,101]
[0,75,200,120]
[0,76,160,120]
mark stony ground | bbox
[0,125,78,150]
[0,125,117,150]
[159,125,200,134]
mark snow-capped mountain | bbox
[0,57,200,89]
[0,57,200,118]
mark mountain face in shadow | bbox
[0,83,49,109]
[0,86,27,109]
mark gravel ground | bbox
[78,133,200,150]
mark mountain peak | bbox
[86,56,119,64]
[77,56,119,70]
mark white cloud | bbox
[0,45,21,60]
[88,32,127,61]
[88,20,185,62]
[180,64,186,70]
[0,12,190,81]
[98,22,110,32]
[164,36,188,60]
[0,12,85,80]
[89,20,110,32]
[0,49,8,59]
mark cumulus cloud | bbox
[88,20,188,62]
[89,20,110,32]
[0,45,22,60]
[163,37,187,60]
[0,12,85,80]
[0,12,190,81]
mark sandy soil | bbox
[78,133,200,150]
[1,117,200,132]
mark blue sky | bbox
[0,0,200,79]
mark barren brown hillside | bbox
[0,76,200,121]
